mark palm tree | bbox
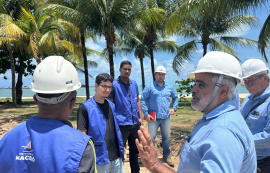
[166,1,259,75]
[131,0,167,81]
[85,0,131,79]
[0,14,28,106]
[18,6,79,64]
[120,28,179,89]
[41,1,104,99]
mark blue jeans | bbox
[148,116,171,156]
[96,157,124,173]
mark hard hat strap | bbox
[202,75,224,113]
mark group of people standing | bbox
[77,60,179,173]
[0,50,270,173]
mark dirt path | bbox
[123,136,183,173]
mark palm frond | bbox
[209,38,240,60]
[173,40,197,75]
[258,14,270,63]
[220,37,257,48]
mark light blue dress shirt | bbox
[233,88,241,110]
[178,100,257,173]
[240,86,270,160]
[140,81,179,119]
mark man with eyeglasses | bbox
[241,59,270,173]
[77,73,124,173]
[108,60,143,173]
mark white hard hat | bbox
[155,65,166,74]
[241,59,268,79]
[31,56,81,94]
[187,51,242,84]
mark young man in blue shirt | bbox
[0,56,97,173]
[140,65,178,167]
[135,51,257,173]
[108,60,143,173]
[77,73,124,173]
[241,59,270,173]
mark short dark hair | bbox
[120,60,132,68]
[95,73,113,85]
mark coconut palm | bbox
[166,1,259,75]
[131,0,167,81]
[121,29,179,89]
[85,0,132,79]
[41,1,104,99]
[0,14,28,106]
[18,6,78,64]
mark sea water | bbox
[0,85,248,98]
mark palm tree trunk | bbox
[139,55,145,90]
[16,56,24,104]
[106,34,115,79]
[149,45,155,81]
[203,43,207,56]
[148,26,155,81]
[7,44,17,106]
[80,27,90,99]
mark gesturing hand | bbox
[135,126,160,171]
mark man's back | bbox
[0,117,92,173]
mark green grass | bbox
[0,97,202,140]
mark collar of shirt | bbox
[57,119,73,127]
[117,76,132,84]
[248,85,270,101]
[203,100,237,120]
[153,81,166,88]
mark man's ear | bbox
[33,95,38,105]
[219,86,229,99]
[70,97,77,109]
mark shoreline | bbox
[0,94,249,99]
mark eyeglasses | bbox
[243,75,264,86]
[100,85,113,90]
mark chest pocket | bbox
[178,141,200,173]
[247,104,268,131]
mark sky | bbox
[0,8,270,88]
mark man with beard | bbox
[77,73,124,173]
[240,59,270,173]
[135,51,257,173]
[108,60,143,173]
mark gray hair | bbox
[212,74,236,100]
[255,70,269,82]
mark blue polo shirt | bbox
[140,81,178,119]
[240,86,270,160]
[178,100,256,173]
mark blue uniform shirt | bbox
[233,88,241,110]
[240,86,270,160]
[140,81,178,119]
[178,100,257,173]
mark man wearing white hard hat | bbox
[240,59,270,173]
[140,65,178,167]
[0,56,97,173]
[135,51,256,173]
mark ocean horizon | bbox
[0,85,249,98]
